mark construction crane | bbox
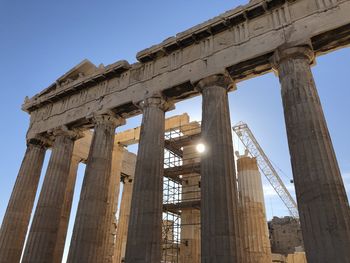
[232,122,299,218]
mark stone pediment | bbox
[57,59,97,85]
[33,59,98,100]
[24,59,131,109]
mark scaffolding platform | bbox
[164,133,201,158]
[164,163,200,182]
[163,200,201,215]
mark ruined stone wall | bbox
[269,216,304,255]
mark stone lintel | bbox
[71,114,190,163]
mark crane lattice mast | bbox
[232,122,299,218]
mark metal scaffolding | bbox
[160,118,299,263]
[162,124,201,263]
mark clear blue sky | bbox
[1,0,349,261]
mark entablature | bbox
[22,0,350,139]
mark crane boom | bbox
[232,122,299,218]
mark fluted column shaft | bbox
[68,114,124,263]
[272,46,350,263]
[198,75,241,263]
[113,150,137,263]
[237,156,272,263]
[125,96,170,263]
[22,128,81,263]
[107,145,124,263]
[0,138,47,263]
[52,155,80,263]
[114,175,134,263]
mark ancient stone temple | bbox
[1,0,350,262]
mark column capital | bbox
[26,135,52,148]
[271,45,315,70]
[196,74,235,92]
[91,113,126,128]
[138,93,174,112]
[71,154,83,163]
[48,126,84,141]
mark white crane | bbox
[232,122,299,218]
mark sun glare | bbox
[196,143,206,153]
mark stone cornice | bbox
[23,0,347,113]
[135,0,281,63]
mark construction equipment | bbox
[232,122,299,218]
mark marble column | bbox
[197,75,241,263]
[0,137,48,263]
[107,145,124,263]
[22,128,81,263]
[272,46,350,263]
[67,114,124,263]
[52,154,81,263]
[124,95,171,263]
[237,154,272,263]
[114,175,134,263]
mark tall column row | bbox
[22,128,82,263]
[0,112,126,263]
[1,45,350,263]
[113,47,350,263]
